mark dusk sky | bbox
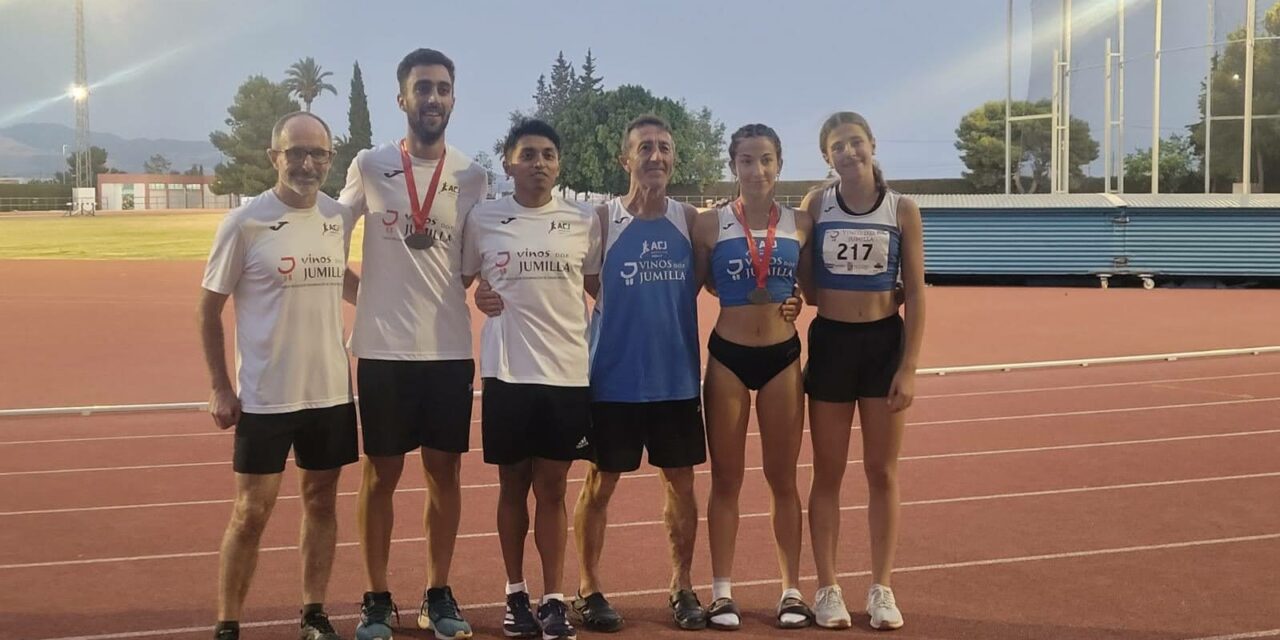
[1,0,1265,180]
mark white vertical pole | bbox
[1063,0,1073,192]
[1117,0,1126,193]
[1151,0,1162,193]
[1205,0,1214,193]
[1105,37,1113,193]
[1242,0,1256,195]
[1006,0,1013,194]
[1052,48,1061,193]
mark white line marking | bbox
[5,427,1279,513]
[5,471,1276,569]
[5,347,1277,417]
[31,533,1280,640]
[6,371,1277,446]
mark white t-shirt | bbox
[462,195,602,386]
[201,190,353,414]
[339,141,488,360]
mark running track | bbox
[1,261,1277,639]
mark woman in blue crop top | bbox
[692,124,814,630]
[796,112,927,631]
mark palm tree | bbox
[283,57,337,112]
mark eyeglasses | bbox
[271,147,335,165]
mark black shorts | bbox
[481,378,592,465]
[804,314,903,403]
[356,359,475,456]
[590,399,706,473]
[707,332,802,391]
[234,403,359,474]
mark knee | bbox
[364,458,404,496]
[710,464,743,496]
[580,469,620,509]
[663,469,697,504]
[532,471,568,503]
[763,464,799,497]
[230,498,273,537]
[863,460,898,492]
[301,485,338,519]
[423,456,462,492]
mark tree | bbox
[184,164,205,176]
[1188,3,1280,192]
[143,153,171,174]
[1124,134,1203,193]
[283,57,337,112]
[955,99,1099,193]
[577,49,603,96]
[210,75,300,196]
[546,51,578,116]
[61,146,111,186]
[324,61,374,196]
[555,84,725,195]
[474,151,497,189]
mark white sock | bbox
[542,592,564,605]
[779,588,806,625]
[506,581,527,595]
[710,578,738,627]
[712,578,732,602]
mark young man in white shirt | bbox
[200,112,356,640]
[339,48,487,640]
[462,119,601,640]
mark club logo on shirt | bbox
[497,248,573,279]
[500,217,517,225]
[549,220,572,235]
[269,220,289,231]
[322,222,341,236]
[378,209,455,245]
[440,182,459,195]
[725,240,794,283]
[382,210,399,226]
[721,222,734,230]
[383,169,405,179]
[640,240,667,258]
[613,217,629,225]
[279,253,343,286]
[824,205,837,213]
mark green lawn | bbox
[0,212,367,260]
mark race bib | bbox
[822,228,890,275]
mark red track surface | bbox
[1,260,1278,639]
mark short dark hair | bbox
[271,111,331,148]
[396,48,456,90]
[620,114,672,155]
[502,119,561,161]
[729,123,782,163]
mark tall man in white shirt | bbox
[339,48,488,640]
[200,111,356,640]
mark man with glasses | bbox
[200,111,356,640]
[339,48,488,640]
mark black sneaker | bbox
[536,598,577,640]
[503,591,540,639]
[670,589,708,630]
[571,592,623,632]
[213,624,239,640]
[299,610,342,640]
[356,591,398,640]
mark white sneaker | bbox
[866,584,903,630]
[814,585,852,629]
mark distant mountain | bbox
[0,123,223,178]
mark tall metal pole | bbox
[73,0,90,190]
[1006,0,1013,194]
[1063,0,1073,192]
[1242,0,1256,194]
[1117,0,1126,193]
[1204,0,1214,193]
[1052,48,1061,193]
[1105,37,1113,193]
[1151,0,1162,193]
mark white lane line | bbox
[5,471,1277,570]
[32,532,1280,640]
[5,428,1278,515]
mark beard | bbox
[408,108,451,145]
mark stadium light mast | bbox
[72,0,90,190]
